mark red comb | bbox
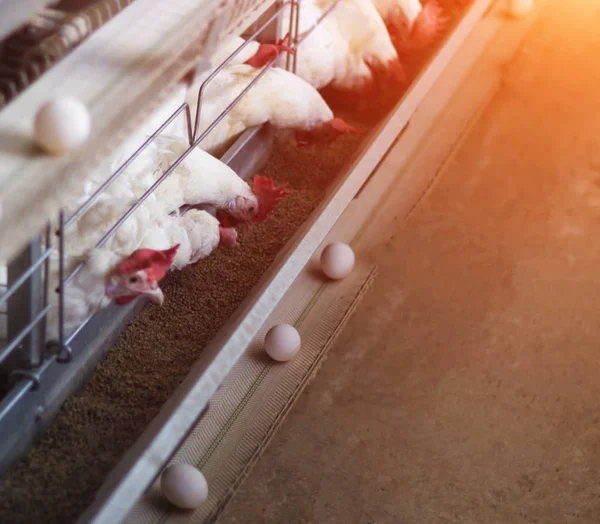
[253,176,290,223]
[245,33,295,68]
[276,33,294,53]
[116,245,180,282]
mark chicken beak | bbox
[145,287,165,306]
[235,196,258,222]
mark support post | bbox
[6,236,45,370]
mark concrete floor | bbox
[221,1,600,523]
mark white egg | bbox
[160,463,208,509]
[264,324,301,362]
[320,242,355,280]
[34,96,91,155]
[507,0,534,18]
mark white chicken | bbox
[79,43,293,223]
[0,192,234,344]
[65,192,232,271]
[0,239,180,345]
[85,130,288,233]
[39,191,236,343]
[281,0,406,95]
[182,33,357,154]
[110,32,291,157]
[370,0,446,55]
[45,243,179,342]
[188,64,358,154]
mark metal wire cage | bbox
[0,0,343,475]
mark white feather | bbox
[284,0,400,91]
[189,64,334,154]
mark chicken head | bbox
[232,195,259,222]
[105,245,180,306]
[295,117,362,146]
[216,176,290,227]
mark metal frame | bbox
[75,0,496,522]
[0,0,299,475]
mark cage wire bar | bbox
[0,0,327,470]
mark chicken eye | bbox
[129,276,139,284]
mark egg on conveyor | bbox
[34,96,91,155]
[160,463,209,509]
[264,324,301,362]
[320,242,355,280]
[507,0,534,18]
